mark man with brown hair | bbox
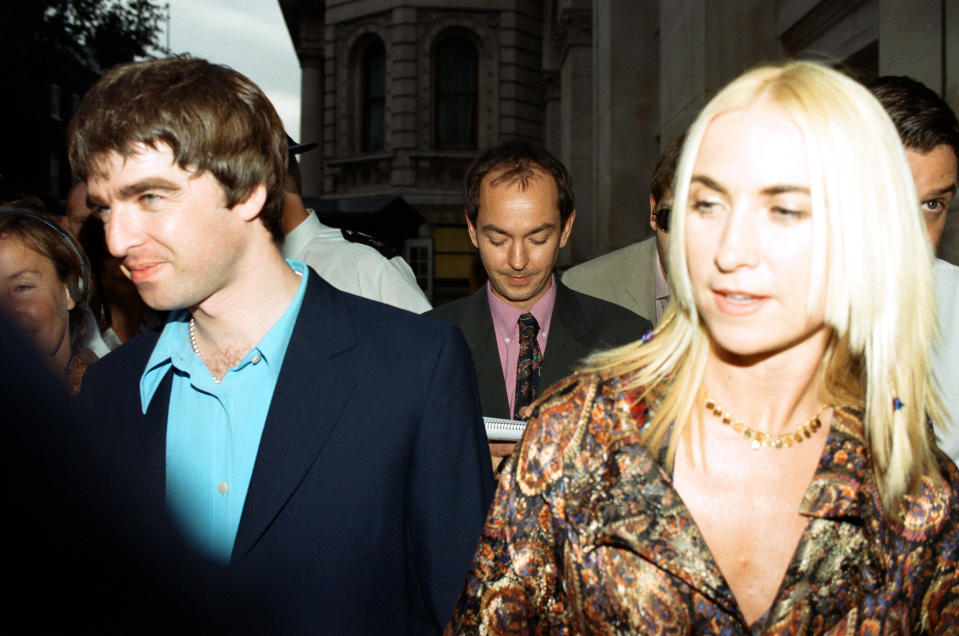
[71,57,492,633]
[562,135,684,324]
[427,140,650,471]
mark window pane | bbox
[435,36,477,148]
[362,39,386,151]
[367,100,385,151]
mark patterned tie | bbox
[513,312,542,420]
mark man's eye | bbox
[489,239,505,247]
[922,199,944,213]
[14,284,34,293]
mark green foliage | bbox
[34,0,168,69]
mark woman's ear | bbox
[63,282,76,311]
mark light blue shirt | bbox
[139,259,309,563]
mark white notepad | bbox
[483,417,527,442]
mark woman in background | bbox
[78,214,162,356]
[0,201,94,393]
[447,61,957,633]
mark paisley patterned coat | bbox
[447,371,959,634]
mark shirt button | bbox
[217,482,228,494]
[504,337,511,343]
[251,354,262,364]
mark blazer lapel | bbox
[142,367,172,496]
[540,282,591,388]
[231,273,358,561]
[457,290,510,419]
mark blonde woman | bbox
[447,61,958,634]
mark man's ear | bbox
[649,194,658,232]
[465,211,479,249]
[558,210,576,247]
[233,184,268,222]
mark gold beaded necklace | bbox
[704,391,830,451]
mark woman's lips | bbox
[712,289,768,316]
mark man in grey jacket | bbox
[563,135,684,325]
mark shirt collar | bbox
[487,274,558,339]
[280,209,323,260]
[138,259,311,413]
[799,407,872,520]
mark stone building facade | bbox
[281,0,547,298]
[281,0,959,298]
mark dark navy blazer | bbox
[79,270,495,634]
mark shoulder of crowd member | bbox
[297,235,429,312]
[424,291,475,322]
[340,229,400,260]
[934,257,959,298]
[565,284,654,335]
[562,239,648,282]
[334,283,447,349]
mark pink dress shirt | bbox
[487,276,557,418]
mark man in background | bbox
[562,135,684,325]
[280,139,431,312]
[64,180,94,236]
[428,139,650,471]
[871,75,959,461]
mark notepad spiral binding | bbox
[483,417,527,442]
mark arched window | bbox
[434,34,477,149]
[361,37,386,152]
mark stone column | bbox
[555,4,594,266]
[298,45,324,198]
[390,6,417,187]
[878,0,941,87]
[593,0,659,255]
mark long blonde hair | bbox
[586,61,943,513]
